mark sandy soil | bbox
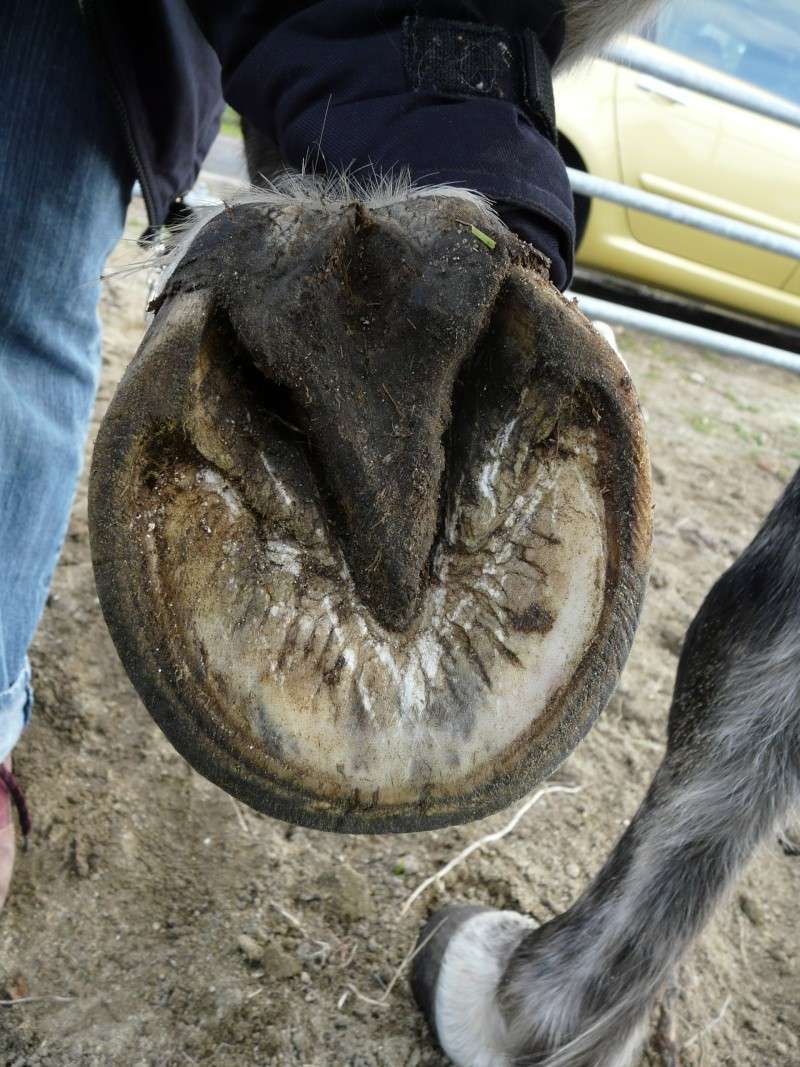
[1,205,799,1067]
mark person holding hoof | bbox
[2,0,615,910]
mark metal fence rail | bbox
[571,44,800,373]
[570,293,800,374]
[603,40,800,130]
[567,169,800,261]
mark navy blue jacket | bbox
[82,1,574,287]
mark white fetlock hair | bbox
[107,166,500,310]
[558,0,662,71]
[435,911,537,1067]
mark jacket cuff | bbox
[222,2,575,288]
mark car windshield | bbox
[647,0,800,106]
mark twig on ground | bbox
[684,995,732,1050]
[227,793,251,835]
[337,941,358,968]
[270,901,307,933]
[737,912,750,970]
[399,783,582,918]
[652,983,681,1067]
[0,995,75,1007]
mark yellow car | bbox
[555,0,800,328]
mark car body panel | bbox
[616,47,800,290]
[554,6,800,328]
[786,266,800,297]
[555,58,633,288]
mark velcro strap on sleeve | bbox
[403,16,557,143]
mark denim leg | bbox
[0,0,135,757]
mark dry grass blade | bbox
[399,783,582,918]
[342,918,447,1009]
[684,995,732,1049]
[0,995,75,1007]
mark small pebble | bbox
[739,892,765,927]
[393,853,421,877]
[315,863,375,922]
[237,933,263,964]
[659,626,683,658]
[649,566,669,590]
[262,942,302,980]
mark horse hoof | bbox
[89,190,651,833]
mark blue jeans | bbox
[0,0,134,759]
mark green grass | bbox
[220,105,242,139]
[732,423,765,446]
[721,389,760,414]
[699,348,725,366]
[687,412,717,435]
[646,338,684,366]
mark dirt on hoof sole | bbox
[88,193,652,833]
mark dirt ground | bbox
[1,204,799,1067]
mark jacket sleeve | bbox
[184,1,575,288]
